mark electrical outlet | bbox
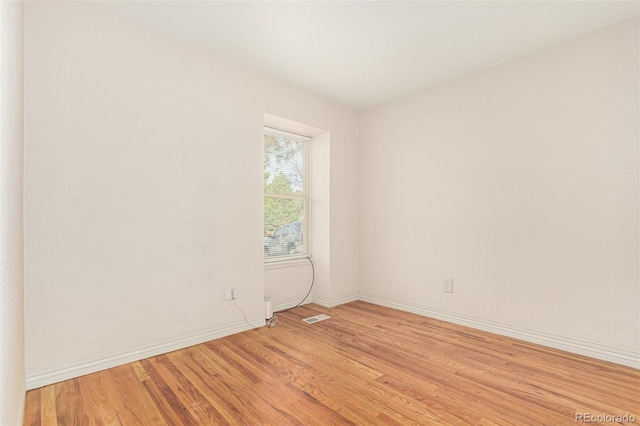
[225,287,237,301]
[444,279,453,293]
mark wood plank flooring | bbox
[24,301,640,425]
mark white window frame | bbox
[264,126,310,263]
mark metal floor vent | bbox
[302,314,331,324]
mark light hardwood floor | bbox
[24,301,639,425]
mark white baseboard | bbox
[313,292,359,308]
[359,293,640,369]
[271,296,314,313]
[25,316,265,390]
[270,292,358,312]
[25,293,637,390]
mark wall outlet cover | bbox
[224,287,237,301]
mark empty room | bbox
[1,0,639,425]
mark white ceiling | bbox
[91,1,640,110]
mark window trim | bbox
[264,127,310,263]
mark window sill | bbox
[264,257,310,270]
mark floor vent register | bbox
[302,314,331,324]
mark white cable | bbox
[233,299,257,329]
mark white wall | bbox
[309,132,332,304]
[24,1,358,388]
[0,0,25,424]
[360,17,639,366]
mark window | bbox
[264,127,310,261]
